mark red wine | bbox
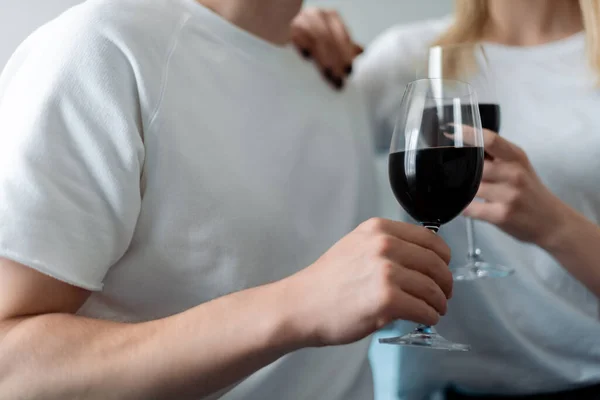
[479,103,501,160]
[419,104,500,148]
[479,103,501,132]
[389,147,484,227]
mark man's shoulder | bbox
[0,0,195,128]
[57,0,186,37]
[22,0,189,70]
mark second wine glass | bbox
[421,44,514,281]
[379,78,484,351]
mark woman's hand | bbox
[464,130,571,250]
[290,7,363,89]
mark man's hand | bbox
[284,218,452,347]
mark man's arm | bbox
[0,258,299,400]
[0,218,453,400]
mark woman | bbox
[292,0,600,399]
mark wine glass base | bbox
[379,332,470,351]
[453,261,514,281]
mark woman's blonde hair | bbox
[430,0,600,82]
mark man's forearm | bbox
[0,280,301,400]
[543,206,600,298]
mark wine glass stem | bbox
[423,224,440,234]
[419,225,440,334]
[415,324,434,335]
[465,217,479,259]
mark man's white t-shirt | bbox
[0,0,378,399]
[355,17,600,398]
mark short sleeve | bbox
[353,18,452,152]
[0,23,145,290]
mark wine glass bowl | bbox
[379,78,484,351]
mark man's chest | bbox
[110,82,372,315]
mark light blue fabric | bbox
[370,154,404,400]
[369,329,402,400]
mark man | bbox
[0,0,453,399]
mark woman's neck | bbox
[197,0,303,45]
[485,0,583,46]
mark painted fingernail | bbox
[301,48,311,59]
[344,64,353,75]
[323,68,344,90]
[333,76,344,90]
[443,124,455,133]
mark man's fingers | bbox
[359,218,451,264]
[390,291,441,326]
[396,268,448,315]
[376,236,453,299]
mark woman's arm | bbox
[542,206,600,298]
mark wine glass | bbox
[378,78,484,351]
[419,44,514,281]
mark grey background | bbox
[305,0,452,43]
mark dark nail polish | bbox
[301,48,311,59]
[443,124,455,133]
[333,77,344,90]
[323,68,344,90]
[344,64,353,75]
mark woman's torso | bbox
[354,17,600,397]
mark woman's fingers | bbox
[291,8,363,89]
[325,10,355,74]
[290,23,316,60]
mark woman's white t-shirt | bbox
[355,17,600,398]
[0,0,378,399]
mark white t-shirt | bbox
[0,0,378,399]
[355,18,600,397]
